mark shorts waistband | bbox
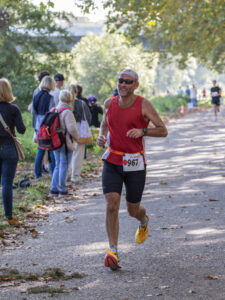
[108,147,144,156]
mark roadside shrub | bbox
[18,112,37,161]
[150,95,187,113]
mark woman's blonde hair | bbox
[68,84,77,101]
[39,76,55,92]
[59,90,72,104]
[0,78,15,103]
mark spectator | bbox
[68,84,91,183]
[32,76,55,179]
[30,71,51,173]
[190,84,197,107]
[76,84,90,160]
[52,73,64,105]
[0,78,26,225]
[177,86,183,96]
[88,96,103,128]
[76,84,89,107]
[112,88,118,96]
[49,90,79,197]
[185,86,190,98]
[29,70,50,124]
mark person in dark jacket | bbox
[0,78,26,225]
[76,84,89,107]
[88,96,103,128]
[31,76,55,179]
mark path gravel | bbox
[1,108,225,300]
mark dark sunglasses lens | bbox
[118,78,134,84]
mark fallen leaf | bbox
[208,199,219,202]
[181,205,187,208]
[159,181,168,185]
[0,277,15,281]
[2,240,11,247]
[31,230,39,238]
[205,275,218,280]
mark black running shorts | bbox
[102,160,146,203]
[212,98,220,106]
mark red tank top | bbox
[103,95,149,166]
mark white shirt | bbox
[52,88,61,106]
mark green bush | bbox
[18,111,37,161]
[150,95,188,113]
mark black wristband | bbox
[142,128,147,136]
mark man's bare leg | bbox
[104,192,121,270]
[126,201,147,223]
[105,192,121,247]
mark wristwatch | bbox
[142,128,147,136]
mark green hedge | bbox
[150,95,188,113]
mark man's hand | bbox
[97,135,107,146]
[127,128,143,139]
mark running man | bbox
[210,80,222,121]
[97,69,168,270]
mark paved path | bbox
[1,109,225,299]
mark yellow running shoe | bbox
[135,215,149,244]
[104,249,121,271]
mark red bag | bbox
[37,107,68,150]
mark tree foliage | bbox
[76,0,225,72]
[71,32,156,102]
[0,0,72,109]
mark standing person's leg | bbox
[0,145,18,220]
[84,145,87,160]
[50,149,60,195]
[34,147,45,179]
[71,143,85,182]
[48,150,55,176]
[42,151,49,173]
[58,145,73,195]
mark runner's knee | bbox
[127,205,139,218]
[105,193,120,213]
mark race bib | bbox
[212,92,218,97]
[123,153,144,172]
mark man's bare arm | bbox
[127,98,168,139]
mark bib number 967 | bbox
[123,153,144,172]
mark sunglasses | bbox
[118,78,134,85]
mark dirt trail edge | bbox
[1,109,225,300]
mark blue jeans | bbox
[191,98,197,107]
[34,147,55,179]
[50,145,72,193]
[0,144,18,218]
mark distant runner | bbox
[211,80,222,121]
[97,69,168,270]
